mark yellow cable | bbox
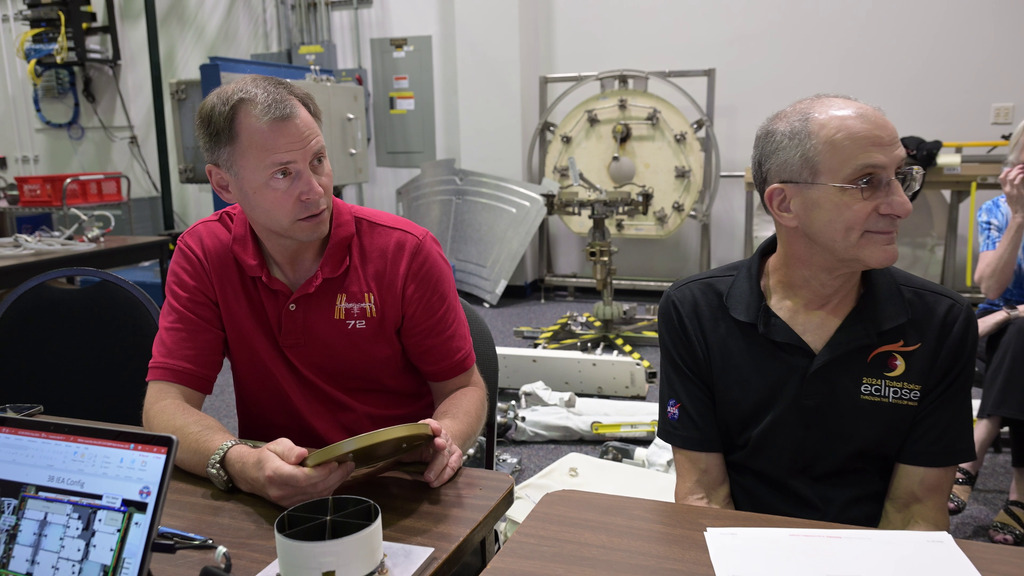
[944,141,1009,148]
[55,11,67,64]
[16,28,45,60]
[27,58,42,85]
[967,181,978,288]
[15,13,67,83]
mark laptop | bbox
[0,414,178,576]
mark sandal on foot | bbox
[948,466,977,516]
[989,500,1024,546]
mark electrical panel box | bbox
[291,41,338,71]
[170,74,369,186]
[370,35,436,168]
[294,80,369,185]
[168,78,207,184]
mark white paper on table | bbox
[703,528,982,576]
[256,541,434,576]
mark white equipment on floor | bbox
[497,346,651,398]
[506,382,658,442]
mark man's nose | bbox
[881,180,914,219]
[297,169,325,200]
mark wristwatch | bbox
[206,439,256,491]
[1004,305,1021,320]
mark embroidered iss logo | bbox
[666,399,680,421]
[335,292,377,320]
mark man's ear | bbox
[763,183,797,229]
[206,164,236,205]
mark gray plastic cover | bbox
[397,159,551,305]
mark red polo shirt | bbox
[148,197,474,448]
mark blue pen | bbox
[157,526,214,544]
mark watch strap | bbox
[207,438,255,491]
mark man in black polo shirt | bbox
[657,94,977,529]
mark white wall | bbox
[2,0,1021,284]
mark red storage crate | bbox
[14,172,124,207]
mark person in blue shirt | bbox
[948,160,1024,546]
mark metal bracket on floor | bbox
[497,345,653,399]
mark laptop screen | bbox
[0,415,178,576]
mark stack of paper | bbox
[704,528,981,576]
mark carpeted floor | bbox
[202,285,1016,545]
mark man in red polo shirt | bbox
[143,75,486,507]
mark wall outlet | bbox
[991,103,1015,125]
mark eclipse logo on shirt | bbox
[866,340,920,373]
[860,339,923,406]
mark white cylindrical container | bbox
[274,495,384,576]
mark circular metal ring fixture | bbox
[529,69,720,240]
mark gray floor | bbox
[202,286,1014,545]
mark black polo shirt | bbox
[657,235,977,527]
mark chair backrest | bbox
[460,297,499,470]
[0,267,160,426]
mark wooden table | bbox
[482,490,1024,576]
[0,234,172,292]
[150,466,514,576]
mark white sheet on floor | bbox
[643,436,675,472]
[518,381,578,408]
[501,452,675,541]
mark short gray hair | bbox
[195,75,323,174]
[751,94,879,211]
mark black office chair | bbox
[0,267,160,426]
[460,297,499,470]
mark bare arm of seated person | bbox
[974,165,1024,299]
[877,462,955,531]
[978,303,1024,339]
[143,380,354,508]
[671,446,735,509]
[417,365,489,488]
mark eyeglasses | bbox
[779,166,925,201]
